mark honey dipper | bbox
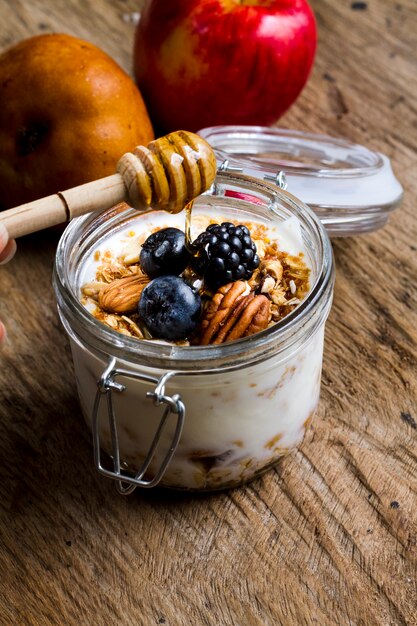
[0,131,217,240]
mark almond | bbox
[98,274,149,314]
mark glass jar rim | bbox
[53,172,334,373]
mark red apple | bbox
[134,0,317,133]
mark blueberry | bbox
[138,276,201,340]
[140,228,191,278]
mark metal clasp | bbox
[92,358,185,495]
[263,170,288,190]
[218,159,243,173]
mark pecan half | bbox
[200,281,271,345]
[98,274,149,314]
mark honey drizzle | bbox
[184,200,195,253]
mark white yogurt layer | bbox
[72,207,323,491]
[78,209,305,287]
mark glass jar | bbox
[53,171,334,493]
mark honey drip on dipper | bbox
[117,130,217,216]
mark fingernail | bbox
[0,321,7,346]
[0,238,17,265]
[0,222,8,249]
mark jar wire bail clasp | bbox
[92,357,185,495]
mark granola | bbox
[80,217,310,344]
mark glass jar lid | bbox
[198,125,403,237]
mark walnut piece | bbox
[98,274,150,314]
[200,281,271,345]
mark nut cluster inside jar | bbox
[80,212,310,345]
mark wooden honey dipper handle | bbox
[0,131,217,240]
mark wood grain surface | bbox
[0,1,416,624]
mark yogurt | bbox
[53,173,334,492]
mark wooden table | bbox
[0,1,416,624]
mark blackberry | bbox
[193,222,260,288]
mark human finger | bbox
[0,237,17,265]
[0,321,6,346]
[0,222,16,264]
